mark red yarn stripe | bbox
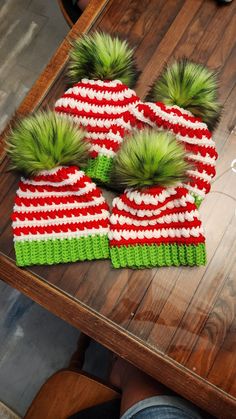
[89,138,121,152]
[184,142,217,159]
[55,106,129,120]
[90,150,98,158]
[60,92,139,107]
[73,81,129,92]
[13,219,109,236]
[137,186,187,197]
[187,175,212,190]
[85,124,125,136]
[187,160,216,177]
[15,190,102,207]
[141,102,211,134]
[110,235,205,247]
[12,203,109,222]
[111,219,201,231]
[18,177,93,193]
[112,202,198,220]
[32,167,78,183]
[138,103,212,139]
[120,189,187,212]
[188,178,210,193]
[155,102,203,122]
[120,194,173,211]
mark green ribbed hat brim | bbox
[110,243,206,269]
[15,235,109,267]
[85,155,113,183]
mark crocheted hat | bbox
[109,130,206,269]
[55,32,140,184]
[131,59,221,206]
[7,112,110,267]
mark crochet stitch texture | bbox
[55,79,140,183]
[109,186,206,269]
[12,166,110,266]
[131,102,218,206]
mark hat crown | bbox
[27,166,84,187]
[131,101,217,204]
[54,79,140,183]
[81,78,123,87]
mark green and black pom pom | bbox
[6,111,89,176]
[112,129,190,190]
[68,31,137,87]
[148,58,222,130]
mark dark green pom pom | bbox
[68,31,137,87]
[148,58,222,130]
[112,129,190,190]
[6,111,89,176]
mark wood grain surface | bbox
[0,0,236,417]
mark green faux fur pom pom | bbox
[6,112,89,176]
[148,58,222,130]
[68,31,137,87]
[112,129,190,189]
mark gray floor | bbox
[0,0,69,131]
[0,1,110,416]
[0,280,80,415]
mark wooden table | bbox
[0,0,236,417]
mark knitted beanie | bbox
[55,32,140,184]
[131,59,221,206]
[6,112,110,267]
[109,130,206,269]
[109,186,206,268]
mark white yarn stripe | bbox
[126,188,177,205]
[90,144,115,157]
[185,184,206,197]
[176,133,215,148]
[131,106,215,148]
[188,153,216,166]
[58,112,132,130]
[21,170,85,187]
[17,182,96,198]
[13,196,105,213]
[187,169,213,183]
[56,97,133,115]
[108,226,204,241]
[131,105,153,126]
[13,210,110,228]
[81,79,122,87]
[110,210,199,227]
[37,166,64,176]
[14,228,109,242]
[113,194,195,217]
[147,102,208,131]
[85,130,123,144]
[61,85,136,102]
[165,104,193,117]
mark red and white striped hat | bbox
[109,186,206,269]
[131,59,221,206]
[55,79,140,184]
[11,166,110,266]
[55,32,142,184]
[131,102,217,206]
